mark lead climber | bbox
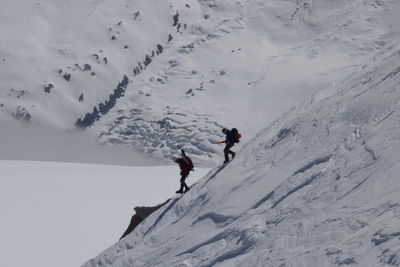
[217,128,241,164]
[173,149,194,194]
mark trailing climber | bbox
[173,149,194,194]
[217,128,241,163]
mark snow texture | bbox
[84,36,400,267]
[1,0,400,266]
[3,0,399,166]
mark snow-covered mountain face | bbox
[2,0,399,165]
[2,0,399,266]
[84,41,400,266]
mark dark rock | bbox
[144,55,152,67]
[92,54,99,61]
[120,199,170,240]
[83,64,92,71]
[79,93,84,102]
[63,73,71,81]
[24,113,31,122]
[75,75,129,128]
[157,44,163,54]
[173,11,179,27]
[44,83,54,93]
[74,63,82,70]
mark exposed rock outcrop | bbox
[119,199,170,240]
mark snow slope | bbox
[0,160,209,267]
[89,0,400,166]
[84,42,400,266]
[2,0,400,165]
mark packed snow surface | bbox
[84,41,400,267]
[0,160,209,267]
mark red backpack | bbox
[231,128,242,143]
[184,156,194,171]
[181,150,194,171]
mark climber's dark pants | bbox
[224,142,235,162]
[179,171,189,191]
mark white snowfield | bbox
[84,43,400,266]
[0,160,209,267]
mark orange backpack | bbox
[231,128,242,143]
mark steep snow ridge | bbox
[84,43,400,266]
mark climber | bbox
[217,128,241,163]
[173,149,194,194]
